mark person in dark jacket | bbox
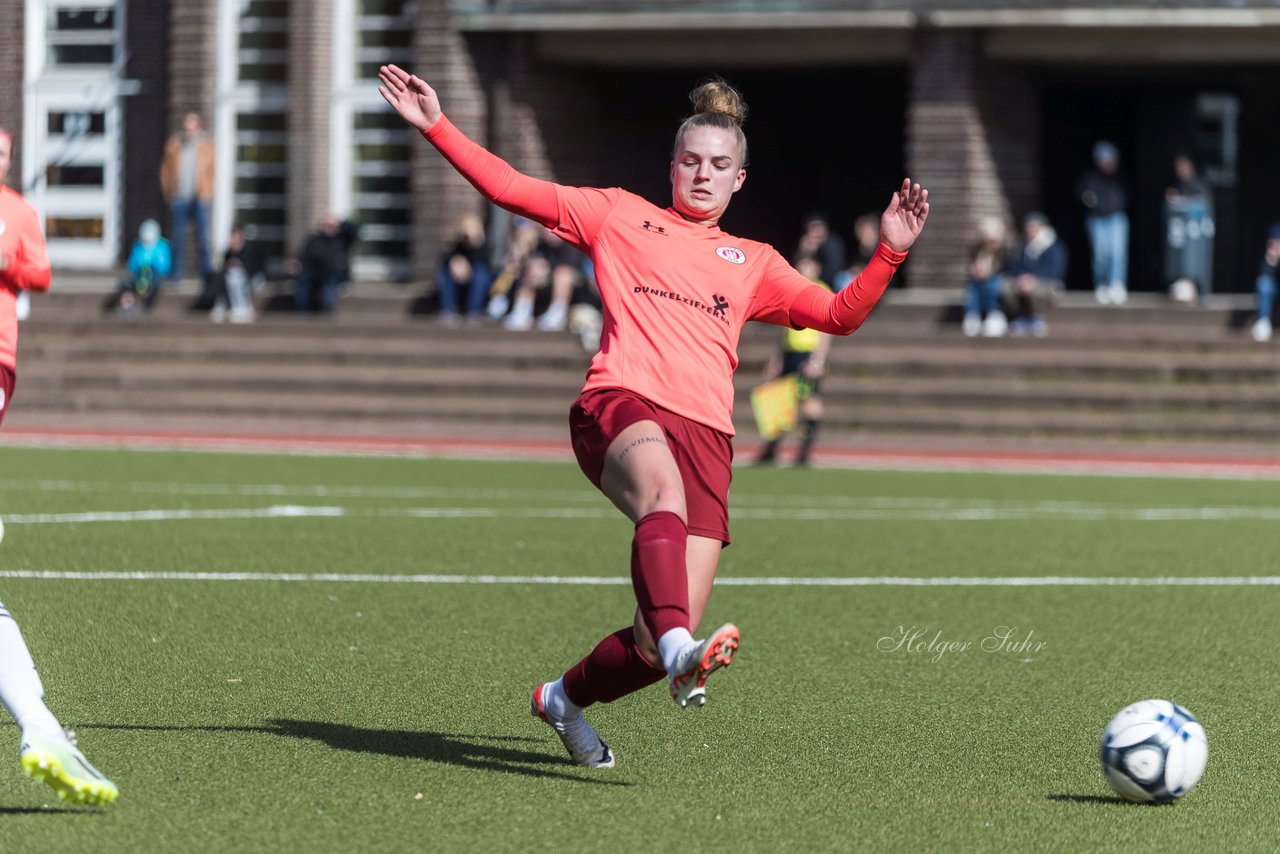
[210,224,266,323]
[292,214,359,313]
[1077,140,1128,305]
[1250,223,1280,343]
[1003,212,1068,337]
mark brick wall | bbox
[413,0,491,280]
[286,0,333,251]
[905,28,1038,289]
[168,0,216,131]
[124,0,171,259]
[0,0,24,189]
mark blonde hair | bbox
[673,78,748,167]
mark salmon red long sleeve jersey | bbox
[424,116,907,435]
[0,186,52,371]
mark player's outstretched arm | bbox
[377,64,559,225]
[378,64,442,133]
[780,178,930,335]
[879,179,929,253]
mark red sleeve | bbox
[3,203,51,293]
[422,117,620,252]
[423,116,560,227]
[777,243,907,334]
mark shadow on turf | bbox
[1047,794,1132,806]
[82,720,633,787]
[0,806,92,815]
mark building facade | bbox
[3,1,1279,294]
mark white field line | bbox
[5,479,1280,517]
[0,479,604,503]
[1,570,1279,587]
[3,430,1280,480]
[7,503,1280,525]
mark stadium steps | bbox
[9,290,1280,445]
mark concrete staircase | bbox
[8,287,1279,449]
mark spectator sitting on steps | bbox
[436,212,492,327]
[106,219,172,317]
[290,213,359,314]
[210,223,265,324]
[1250,223,1280,343]
[962,215,1010,338]
[1004,211,1067,338]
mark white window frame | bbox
[330,0,414,281]
[213,0,291,265]
[22,0,125,269]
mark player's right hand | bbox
[378,65,443,133]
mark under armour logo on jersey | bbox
[715,246,746,264]
[640,221,667,235]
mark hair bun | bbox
[689,79,747,126]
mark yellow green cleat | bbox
[20,730,119,806]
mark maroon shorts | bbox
[570,387,733,544]
[0,365,13,427]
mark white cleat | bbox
[531,684,615,768]
[1252,317,1272,343]
[670,623,740,708]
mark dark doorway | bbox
[1041,72,1248,294]
[558,66,907,261]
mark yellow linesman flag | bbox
[750,375,800,441]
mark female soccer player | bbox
[0,127,119,804]
[379,67,929,767]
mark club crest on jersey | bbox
[715,246,746,265]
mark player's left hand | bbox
[880,179,930,252]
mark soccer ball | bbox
[1100,699,1207,803]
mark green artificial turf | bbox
[0,447,1276,852]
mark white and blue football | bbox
[1100,699,1207,803]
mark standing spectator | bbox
[107,219,172,316]
[833,213,879,292]
[436,212,492,326]
[754,256,833,467]
[1164,153,1215,298]
[160,111,215,285]
[0,125,119,806]
[1077,140,1128,305]
[795,213,847,288]
[291,213,359,314]
[210,224,265,324]
[1004,212,1068,337]
[961,215,1010,338]
[1250,223,1280,343]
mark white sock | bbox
[658,627,696,675]
[0,605,65,738]
[541,678,581,721]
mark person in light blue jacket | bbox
[108,219,172,315]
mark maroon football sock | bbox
[630,510,691,641]
[561,627,665,708]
